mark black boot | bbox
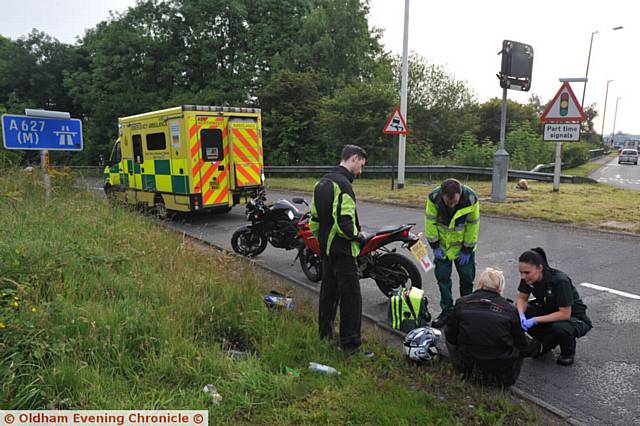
[557,336,576,366]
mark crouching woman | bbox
[517,247,592,366]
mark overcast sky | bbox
[1,0,638,134]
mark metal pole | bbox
[491,87,509,202]
[397,0,409,190]
[581,31,598,109]
[611,97,621,146]
[40,150,51,201]
[552,143,562,192]
[600,80,613,144]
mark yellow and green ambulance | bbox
[103,105,264,216]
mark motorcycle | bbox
[291,198,423,297]
[231,191,303,257]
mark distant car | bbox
[618,149,639,165]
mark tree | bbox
[318,80,395,165]
[399,54,477,156]
[258,70,322,165]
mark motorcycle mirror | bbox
[291,197,308,206]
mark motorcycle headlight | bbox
[287,210,294,221]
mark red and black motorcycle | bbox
[291,198,423,297]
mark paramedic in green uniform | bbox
[425,178,480,328]
[517,247,593,366]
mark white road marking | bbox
[580,282,640,300]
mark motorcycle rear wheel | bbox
[299,247,322,282]
[231,228,268,257]
[373,252,422,297]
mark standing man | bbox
[309,145,372,357]
[425,178,480,328]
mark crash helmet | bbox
[403,326,442,362]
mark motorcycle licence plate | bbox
[409,239,428,260]
[409,239,434,273]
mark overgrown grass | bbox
[267,176,640,233]
[1,168,560,424]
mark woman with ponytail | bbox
[517,247,592,366]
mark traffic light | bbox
[559,93,569,116]
[498,40,534,91]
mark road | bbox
[590,155,640,190]
[165,189,640,426]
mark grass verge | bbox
[266,176,640,233]
[1,168,562,424]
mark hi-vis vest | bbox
[424,186,480,261]
[388,287,431,333]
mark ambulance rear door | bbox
[228,118,262,189]
[191,115,230,207]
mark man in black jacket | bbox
[309,145,372,357]
[445,267,541,387]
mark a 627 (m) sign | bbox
[2,114,83,151]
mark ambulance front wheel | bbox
[231,228,267,257]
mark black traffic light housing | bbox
[498,40,534,91]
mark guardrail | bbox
[264,165,596,183]
[58,164,597,184]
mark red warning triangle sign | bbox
[540,82,586,122]
[383,107,408,135]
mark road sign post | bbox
[540,81,586,192]
[383,107,409,191]
[493,40,534,202]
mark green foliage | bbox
[504,122,555,170]
[258,70,322,165]
[475,97,543,145]
[403,54,478,156]
[562,142,591,168]
[319,80,395,165]
[450,132,495,167]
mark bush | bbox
[450,132,494,167]
[563,143,590,168]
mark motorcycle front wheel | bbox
[231,228,268,257]
[299,247,322,282]
[373,252,422,297]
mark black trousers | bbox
[318,255,362,350]
[446,340,538,387]
[525,303,592,357]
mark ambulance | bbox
[103,105,264,216]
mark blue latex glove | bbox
[457,251,471,265]
[522,317,537,332]
[433,247,445,259]
[519,313,527,330]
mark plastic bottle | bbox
[308,362,340,375]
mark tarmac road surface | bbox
[590,155,640,190]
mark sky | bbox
[1,0,639,135]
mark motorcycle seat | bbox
[375,224,406,235]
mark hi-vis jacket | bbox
[309,166,361,258]
[424,185,480,261]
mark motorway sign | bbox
[2,113,83,151]
[543,123,580,141]
[540,82,586,122]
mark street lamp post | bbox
[600,80,613,144]
[611,96,622,146]
[580,30,598,109]
[581,26,623,109]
